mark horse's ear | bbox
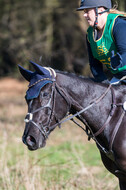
[18,65,34,81]
[29,61,50,76]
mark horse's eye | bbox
[43,92,49,97]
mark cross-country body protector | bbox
[87,13,126,74]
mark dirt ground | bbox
[0,77,27,97]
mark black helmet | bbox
[77,0,112,11]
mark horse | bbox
[18,61,126,190]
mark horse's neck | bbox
[57,72,107,107]
[56,73,111,131]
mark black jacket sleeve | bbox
[111,16,126,77]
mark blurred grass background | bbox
[0,78,119,190]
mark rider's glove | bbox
[110,51,123,70]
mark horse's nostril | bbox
[26,135,36,147]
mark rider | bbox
[77,0,126,84]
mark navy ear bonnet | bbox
[18,61,55,100]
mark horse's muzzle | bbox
[22,134,46,150]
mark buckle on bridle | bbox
[123,101,126,111]
[24,113,33,123]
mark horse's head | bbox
[18,62,69,150]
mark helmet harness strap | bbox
[94,8,110,40]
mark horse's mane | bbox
[55,69,91,80]
[55,69,108,87]
[55,69,126,90]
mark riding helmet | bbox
[77,0,112,11]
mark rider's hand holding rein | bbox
[77,0,126,84]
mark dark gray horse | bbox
[19,62,126,190]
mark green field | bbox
[0,78,119,190]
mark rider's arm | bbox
[111,17,126,71]
[86,36,107,82]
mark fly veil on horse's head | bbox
[18,61,56,100]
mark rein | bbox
[53,83,112,127]
[53,83,125,161]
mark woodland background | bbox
[0,0,126,77]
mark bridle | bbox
[24,78,71,139]
[24,74,126,161]
[24,79,57,139]
[24,76,111,140]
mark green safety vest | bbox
[87,13,126,74]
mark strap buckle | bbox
[24,113,33,123]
